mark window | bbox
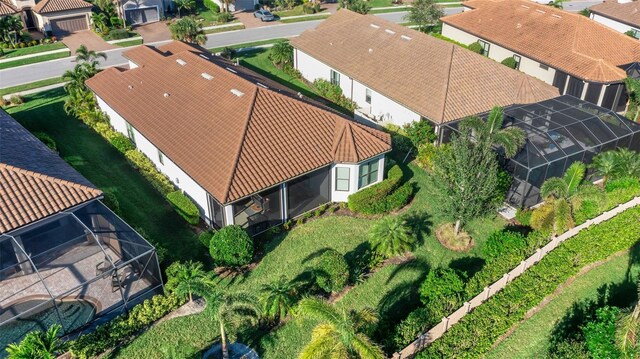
[478,40,490,56]
[126,122,136,145]
[513,55,521,70]
[358,159,379,189]
[539,63,549,71]
[157,149,164,165]
[330,69,340,86]
[335,167,350,191]
[365,88,372,104]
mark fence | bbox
[392,196,640,359]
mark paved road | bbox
[0,2,600,88]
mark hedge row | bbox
[124,150,174,195]
[416,205,640,358]
[69,294,184,358]
[167,190,200,225]
[348,165,413,214]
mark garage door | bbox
[234,0,255,11]
[125,7,159,25]
[50,16,88,36]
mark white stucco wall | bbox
[441,23,557,85]
[330,155,386,202]
[295,49,421,126]
[591,13,639,35]
[95,96,213,224]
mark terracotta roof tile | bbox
[0,0,18,15]
[590,0,640,28]
[86,42,391,204]
[442,0,640,83]
[291,10,559,124]
[33,0,92,14]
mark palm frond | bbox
[563,162,586,196]
[540,177,568,199]
[299,323,344,359]
[486,106,505,135]
[296,297,343,325]
[351,333,385,359]
[553,198,574,234]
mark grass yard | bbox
[0,77,65,96]
[279,14,329,23]
[487,251,640,359]
[0,51,70,70]
[115,39,144,47]
[4,89,205,265]
[369,6,410,14]
[208,38,287,53]
[273,5,328,18]
[0,42,67,59]
[204,24,245,34]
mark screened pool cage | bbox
[443,95,640,208]
[0,200,163,350]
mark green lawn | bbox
[4,89,205,265]
[0,77,65,96]
[279,14,329,23]
[101,30,140,41]
[0,42,67,59]
[273,5,327,18]
[115,39,144,47]
[208,38,287,53]
[204,24,245,34]
[0,51,70,70]
[488,252,640,358]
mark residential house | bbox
[1,0,93,35]
[115,0,165,25]
[590,0,640,38]
[441,0,640,112]
[210,0,257,12]
[290,10,559,139]
[86,41,392,236]
[0,109,162,349]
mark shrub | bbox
[501,57,518,69]
[69,294,184,358]
[582,306,620,359]
[392,307,435,350]
[33,132,57,152]
[209,225,253,267]
[93,122,115,138]
[314,249,349,293]
[403,118,436,149]
[348,165,411,215]
[216,11,233,24]
[492,169,513,205]
[9,94,23,105]
[482,230,528,260]
[515,208,532,226]
[604,176,640,193]
[419,268,465,317]
[416,143,437,170]
[574,199,601,224]
[125,150,174,195]
[110,17,124,28]
[203,0,220,11]
[107,29,130,40]
[221,46,236,59]
[302,2,316,13]
[384,124,413,157]
[101,190,121,215]
[468,42,483,54]
[198,229,215,248]
[167,191,200,225]
[108,132,135,154]
[312,79,357,112]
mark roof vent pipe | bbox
[231,89,244,97]
[176,59,187,65]
[201,73,214,80]
[164,93,170,98]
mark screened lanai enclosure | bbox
[443,95,640,208]
[0,200,162,350]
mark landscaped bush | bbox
[605,176,640,193]
[166,190,200,225]
[515,208,532,226]
[198,229,215,248]
[582,306,620,359]
[314,249,349,293]
[404,118,436,149]
[416,206,640,358]
[105,29,130,40]
[468,42,483,54]
[209,225,254,267]
[384,123,413,157]
[108,132,135,154]
[125,150,174,195]
[204,0,221,12]
[482,230,528,260]
[101,190,121,215]
[33,132,57,152]
[312,79,357,112]
[68,293,184,358]
[392,307,433,350]
[9,94,23,105]
[501,57,518,69]
[348,165,412,215]
[93,122,115,138]
[492,169,513,205]
[419,268,465,317]
[416,143,437,170]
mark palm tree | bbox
[169,17,207,45]
[269,42,293,68]
[459,106,526,158]
[173,0,195,17]
[75,45,107,74]
[6,325,65,359]
[63,88,95,116]
[296,298,384,359]
[92,13,108,33]
[261,276,298,324]
[590,150,618,187]
[209,292,261,359]
[63,64,91,93]
[171,260,214,302]
[617,279,640,356]
[368,216,416,258]
[613,148,640,179]
[3,16,23,46]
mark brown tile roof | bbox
[86,42,391,204]
[290,10,559,124]
[0,0,18,15]
[33,0,92,14]
[591,0,640,28]
[442,0,640,83]
[0,110,102,234]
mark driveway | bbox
[61,30,117,54]
[135,22,172,44]
[235,11,274,29]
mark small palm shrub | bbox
[314,249,349,293]
[368,216,416,258]
[209,225,253,267]
[261,276,299,323]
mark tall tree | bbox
[169,17,207,45]
[75,45,107,75]
[168,261,214,302]
[404,0,444,33]
[296,298,384,359]
[368,216,416,258]
[0,16,23,45]
[210,292,261,359]
[6,325,65,359]
[459,106,526,158]
[92,13,109,33]
[261,276,299,324]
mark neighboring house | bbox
[86,41,392,236]
[441,0,640,112]
[0,109,162,349]
[210,0,257,12]
[115,0,165,25]
[290,10,559,139]
[1,0,92,35]
[590,0,640,38]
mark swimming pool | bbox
[0,299,96,354]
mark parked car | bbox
[254,10,275,22]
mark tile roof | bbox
[32,0,92,14]
[290,10,559,124]
[442,0,640,83]
[0,0,18,15]
[590,0,640,28]
[86,42,391,204]
[0,110,102,234]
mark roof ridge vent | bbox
[535,9,545,13]
[256,82,268,89]
[201,72,214,80]
[230,89,244,97]
[551,14,561,18]
[176,59,186,65]
[385,29,395,35]
[520,4,530,8]
[370,24,380,29]
[225,67,238,74]
[199,54,208,59]
[400,35,412,41]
